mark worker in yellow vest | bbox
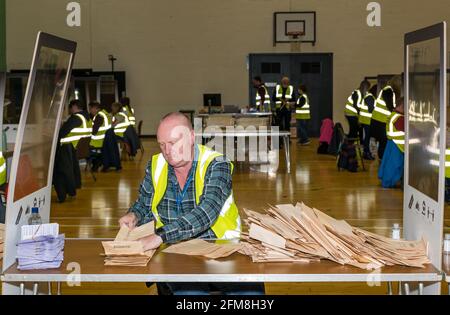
[370,76,402,160]
[252,76,271,112]
[295,84,311,145]
[344,81,365,139]
[358,83,376,160]
[0,151,6,187]
[378,98,404,188]
[120,97,136,127]
[119,113,263,295]
[59,99,92,149]
[111,102,131,139]
[89,101,112,149]
[273,76,295,133]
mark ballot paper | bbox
[16,235,65,270]
[163,239,243,259]
[240,202,431,269]
[101,221,156,266]
[21,223,59,241]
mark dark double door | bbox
[249,53,333,137]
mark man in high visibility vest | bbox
[370,75,401,160]
[120,97,136,127]
[273,76,295,133]
[295,84,311,145]
[378,98,404,188]
[0,151,6,187]
[59,99,92,149]
[359,83,376,160]
[119,112,263,295]
[344,81,365,139]
[111,102,131,139]
[89,101,112,149]
[252,76,271,112]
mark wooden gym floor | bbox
[42,139,449,294]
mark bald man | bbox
[273,76,295,134]
[119,113,263,295]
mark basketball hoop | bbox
[287,31,305,52]
[286,31,305,39]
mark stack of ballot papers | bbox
[163,239,243,259]
[17,235,65,270]
[102,222,156,266]
[0,224,4,261]
[240,202,431,270]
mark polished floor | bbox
[49,138,449,295]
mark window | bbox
[261,62,281,74]
[301,62,321,74]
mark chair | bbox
[345,136,366,171]
[76,137,97,182]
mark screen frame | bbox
[7,32,77,203]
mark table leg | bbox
[57,282,62,295]
[418,283,424,295]
[387,282,393,295]
[283,136,290,173]
[20,283,25,295]
[404,283,410,295]
[398,281,402,295]
[33,283,39,295]
[48,282,52,295]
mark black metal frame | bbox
[274,11,316,46]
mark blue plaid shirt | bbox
[128,146,233,243]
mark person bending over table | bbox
[119,112,265,295]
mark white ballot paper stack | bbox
[17,234,65,270]
[16,223,64,270]
[102,222,156,267]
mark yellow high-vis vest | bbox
[90,110,112,148]
[372,85,396,124]
[275,85,293,109]
[295,94,310,120]
[386,112,404,153]
[60,113,93,149]
[344,89,362,117]
[150,144,241,240]
[124,106,136,126]
[113,112,131,138]
[0,152,6,186]
[358,93,374,126]
[255,85,271,112]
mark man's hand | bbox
[118,212,138,230]
[138,234,163,251]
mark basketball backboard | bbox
[274,12,316,46]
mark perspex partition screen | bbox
[403,22,446,295]
[13,47,73,201]
[407,37,441,201]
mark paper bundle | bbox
[102,221,156,266]
[0,223,4,261]
[240,203,430,270]
[163,239,243,259]
[17,234,65,270]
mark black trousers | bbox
[345,115,359,139]
[276,107,291,132]
[370,119,387,160]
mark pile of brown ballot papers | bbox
[163,239,242,259]
[101,222,156,266]
[240,203,430,270]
